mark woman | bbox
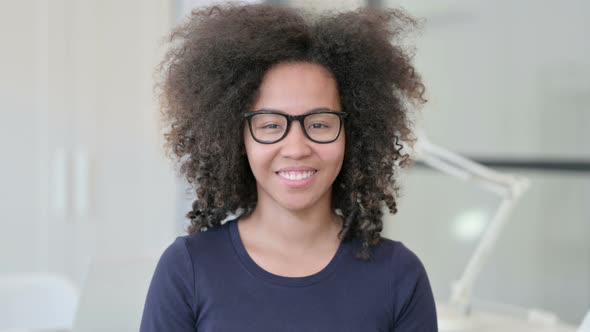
[141,3,437,331]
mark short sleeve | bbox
[140,237,197,332]
[391,243,438,331]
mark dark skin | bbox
[239,62,344,277]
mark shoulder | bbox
[181,220,233,254]
[372,238,429,294]
[155,220,234,278]
[371,237,425,273]
[159,221,228,260]
[343,237,428,292]
[372,238,437,330]
[144,221,235,306]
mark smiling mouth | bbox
[276,170,317,181]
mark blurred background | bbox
[0,0,588,331]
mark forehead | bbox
[252,62,341,114]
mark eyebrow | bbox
[253,107,341,114]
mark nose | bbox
[279,121,312,159]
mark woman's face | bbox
[244,62,345,213]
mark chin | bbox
[273,192,327,213]
[276,200,315,213]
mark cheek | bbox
[244,139,275,174]
[319,141,346,171]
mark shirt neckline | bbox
[227,218,348,288]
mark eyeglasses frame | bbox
[242,109,349,144]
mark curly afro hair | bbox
[159,3,425,259]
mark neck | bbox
[241,194,342,253]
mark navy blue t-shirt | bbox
[140,219,437,331]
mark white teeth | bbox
[278,171,316,181]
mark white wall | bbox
[381,0,590,325]
[0,0,178,287]
[0,0,49,274]
[401,0,590,158]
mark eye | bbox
[308,123,329,129]
[260,123,282,130]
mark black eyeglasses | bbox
[242,109,348,144]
